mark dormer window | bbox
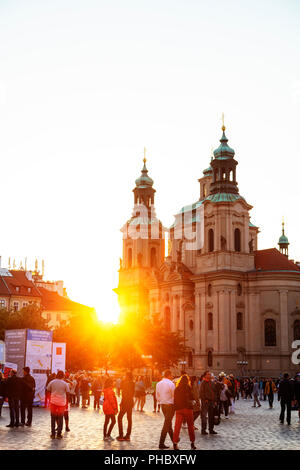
[28,287,31,293]
[15,286,20,293]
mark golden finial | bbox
[282,216,285,234]
[221,112,226,132]
[143,147,147,164]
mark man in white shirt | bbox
[156,370,175,449]
[47,370,70,438]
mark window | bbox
[22,302,28,308]
[0,300,5,308]
[208,284,212,297]
[128,248,132,268]
[150,247,157,268]
[208,312,213,330]
[164,307,171,331]
[294,320,300,341]
[13,302,19,312]
[15,286,20,293]
[265,319,276,346]
[137,253,143,267]
[237,283,242,296]
[237,312,243,330]
[234,228,241,252]
[188,351,193,368]
[208,229,214,252]
[208,350,213,367]
[189,320,194,331]
[28,287,31,293]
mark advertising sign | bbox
[51,342,66,373]
[4,329,26,376]
[26,329,53,405]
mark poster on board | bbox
[25,329,53,405]
[4,329,26,376]
[51,342,66,373]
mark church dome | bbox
[135,159,154,187]
[213,128,235,160]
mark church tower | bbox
[278,219,289,257]
[115,154,165,321]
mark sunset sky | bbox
[0,0,299,322]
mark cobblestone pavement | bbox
[0,394,299,450]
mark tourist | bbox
[251,378,261,408]
[172,375,196,450]
[265,377,277,409]
[103,378,118,441]
[92,375,103,410]
[116,372,135,441]
[80,374,91,409]
[47,370,70,439]
[0,371,5,417]
[278,373,294,425]
[20,366,36,427]
[156,370,175,450]
[199,370,217,435]
[5,369,23,428]
[190,376,201,428]
[151,375,161,412]
[219,375,230,419]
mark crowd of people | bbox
[1,367,300,448]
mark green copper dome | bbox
[213,129,235,160]
[278,220,289,246]
[135,159,154,188]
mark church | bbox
[115,124,300,376]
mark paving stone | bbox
[0,395,299,450]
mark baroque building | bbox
[116,126,300,376]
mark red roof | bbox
[39,287,94,312]
[0,270,41,297]
[254,249,300,272]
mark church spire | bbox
[133,150,155,208]
[278,217,289,257]
[209,121,239,195]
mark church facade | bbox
[116,126,300,376]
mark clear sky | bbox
[0,0,299,322]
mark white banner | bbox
[51,342,66,374]
[25,329,53,405]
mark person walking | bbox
[172,375,196,450]
[156,370,175,449]
[5,369,23,427]
[103,378,118,441]
[116,372,135,441]
[80,375,91,409]
[278,373,294,425]
[252,379,261,408]
[199,370,217,435]
[47,370,70,439]
[219,376,230,419]
[265,378,277,409]
[20,366,36,427]
[190,376,201,429]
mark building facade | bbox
[116,125,300,376]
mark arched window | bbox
[234,228,241,252]
[208,284,212,297]
[265,319,276,346]
[237,283,242,296]
[208,312,213,331]
[188,351,193,368]
[208,229,214,252]
[208,350,213,367]
[237,312,243,330]
[137,253,143,267]
[294,320,300,340]
[150,247,157,268]
[189,320,194,331]
[128,248,132,268]
[164,307,171,331]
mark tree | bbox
[0,304,49,341]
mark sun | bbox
[95,297,120,324]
